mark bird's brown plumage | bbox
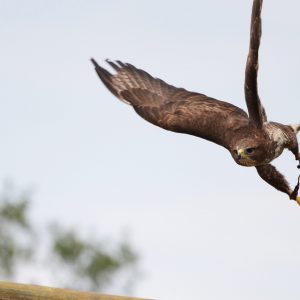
[91,58,249,149]
[91,0,300,204]
[244,0,267,127]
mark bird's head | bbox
[231,139,264,167]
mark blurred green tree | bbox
[0,183,33,278]
[0,182,139,293]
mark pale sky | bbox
[1,1,300,299]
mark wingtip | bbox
[90,58,98,67]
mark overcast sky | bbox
[1,0,300,299]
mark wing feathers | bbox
[91,58,121,99]
[256,164,292,197]
[91,58,190,106]
[91,58,249,148]
[244,0,267,127]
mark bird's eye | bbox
[246,148,255,154]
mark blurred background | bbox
[1,0,300,299]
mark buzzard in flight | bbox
[91,0,300,204]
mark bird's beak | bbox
[237,149,246,160]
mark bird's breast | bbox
[264,123,288,159]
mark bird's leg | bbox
[290,175,300,205]
[289,147,300,203]
[294,152,300,169]
[289,146,300,168]
[297,153,300,169]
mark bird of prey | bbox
[91,0,300,204]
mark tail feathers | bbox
[290,124,300,134]
[90,58,130,104]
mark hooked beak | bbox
[237,149,246,160]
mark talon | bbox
[297,197,300,206]
[296,154,300,168]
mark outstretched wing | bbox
[91,59,249,149]
[244,0,267,127]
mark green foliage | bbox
[49,226,138,290]
[53,230,87,262]
[0,183,33,277]
[0,182,139,292]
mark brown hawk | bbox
[91,0,300,204]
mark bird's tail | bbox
[290,124,300,134]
